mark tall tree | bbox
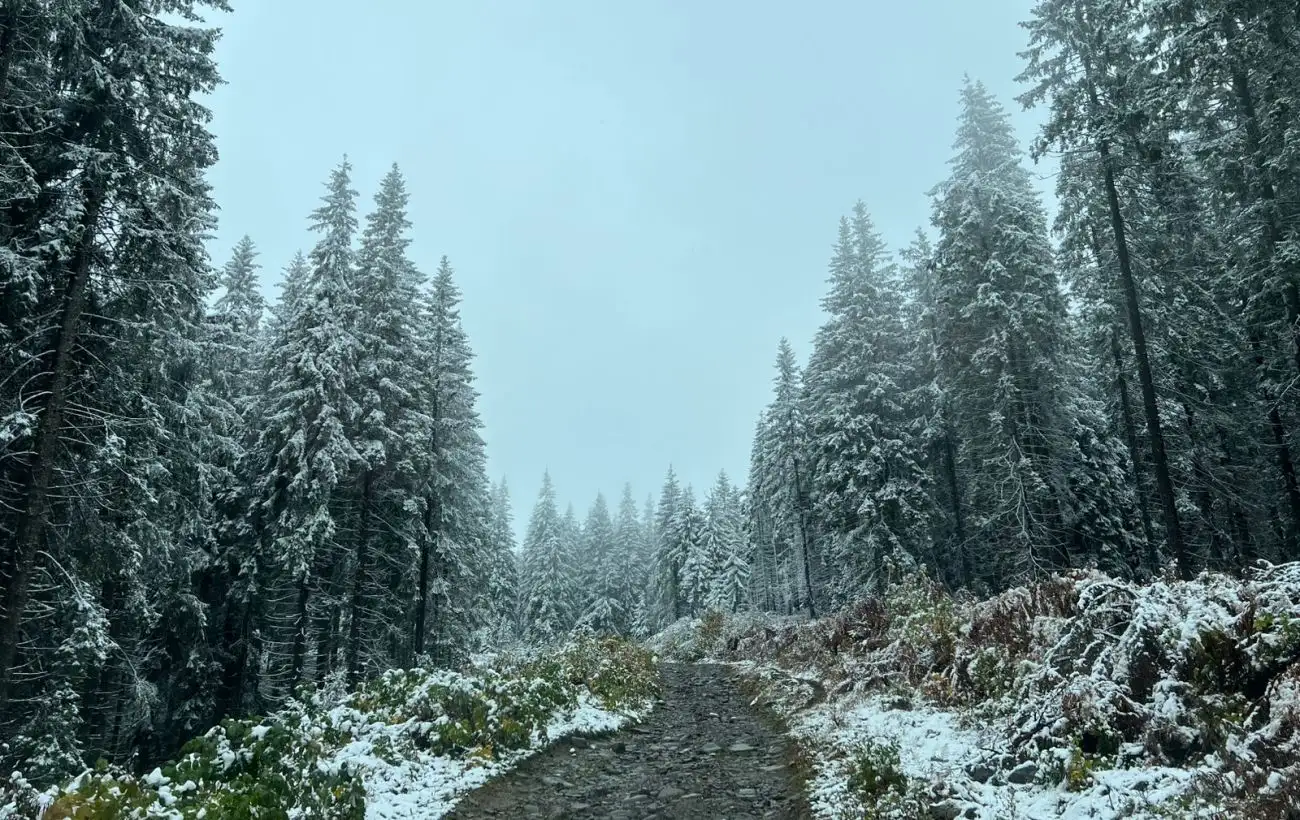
[749,340,819,615]
[247,157,362,694]
[929,79,1134,585]
[1019,0,1188,578]
[804,205,932,603]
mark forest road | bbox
[444,662,812,819]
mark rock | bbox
[928,799,964,820]
[738,788,758,798]
[611,741,626,754]
[728,741,756,753]
[760,763,786,772]
[568,736,590,749]
[1007,762,1038,784]
[965,762,996,783]
[701,742,723,753]
[657,786,685,801]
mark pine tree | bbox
[675,488,711,617]
[648,467,684,626]
[0,0,226,771]
[519,474,575,642]
[751,339,820,615]
[576,493,621,633]
[484,479,520,641]
[804,205,932,604]
[1019,0,1188,578]
[703,471,749,613]
[411,257,492,667]
[247,157,363,694]
[612,484,647,634]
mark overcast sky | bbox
[203,0,1050,531]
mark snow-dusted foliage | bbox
[660,565,1300,819]
[0,637,657,819]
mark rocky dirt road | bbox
[445,662,811,819]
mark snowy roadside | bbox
[1,636,659,819]
[336,691,652,820]
[766,679,1208,820]
[653,565,1300,819]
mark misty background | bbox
[204,0,1050,525]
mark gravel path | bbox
[445,662,811,819]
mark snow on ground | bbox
[786,690,1208,819]
[334,691,650,820]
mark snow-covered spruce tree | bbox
[647,467,685,627]
[483,479,520,643]
[246,158,363,697]
[1019,0,1189,578]
[803,206,932,605]
[576,493,622,633]
[411,257,494,667]
[612,484,648,634]
[519,473,576,642]
[928,78,1136,587]
[0,0,226,779]
[901,230,973,588]
[1135,0,1300,565]
[336,164,429,683]
[703,471,749,613]
[674,488,711,617]
[748,339,818,615]
[209,251,313,725]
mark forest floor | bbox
[444,662,812,819]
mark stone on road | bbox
[445,662,810,819]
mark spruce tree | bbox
[804,205,931,604]
[247,158,363,694]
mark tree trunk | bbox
[414,496,434,657]
[1110,325,1157,568]
[940,428,969,585]
[289,575,311,691]
[1250,336,1300,560]
[1096,134,1189,580]
[346,471,374,685]
[0,1,20,103]
[0,189,103,712]
[790,456,817,618]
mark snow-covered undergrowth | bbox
[653,565,1300,819]
[0,635,657,820]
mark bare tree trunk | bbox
[1110,325,1157,568]
[288,576,311,691]
[1097,136,1188,579]
[790,456,817,618]
[346,471,374,685]
[0,190,102,712]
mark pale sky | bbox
[203,0,1050,530]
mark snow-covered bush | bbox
[664,563,1300,817]
[1,636,658,819]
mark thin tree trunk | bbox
[1093,124,1189,579]
[0,189,103,712]
[940,428,969,585]
[289,576,311,690]
[346,471,374,685]
[0,1,20,103]
[1252,337,1300,560]
[1110,325,1157,567]
[790,456,817,618]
